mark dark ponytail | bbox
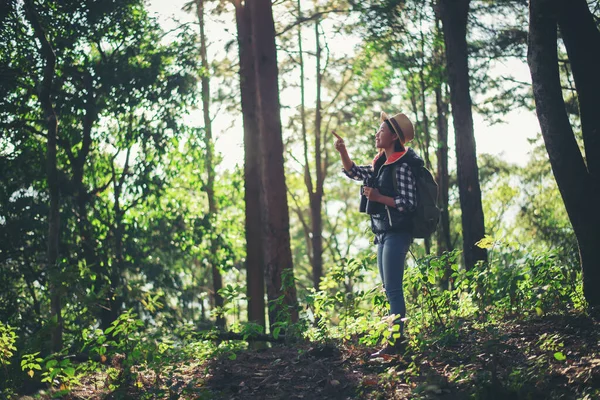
[394,139,405,152]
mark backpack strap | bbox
[391,163,399,195]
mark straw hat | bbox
[380,111,415,144]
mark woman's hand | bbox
[363,187,381,202]
[332,130,346,153]
[333,130,354,171]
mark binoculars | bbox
[359,177,381,214]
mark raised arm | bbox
[332,130,354,172]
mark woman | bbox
[333,111,424,357]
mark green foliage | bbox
[40,356,81,390]
[518,135,579,267]
[0,2,239,392]
[301,239,584,352]
[0,322,16,367]
[217,284,246,326]
[0,322,18,395]
[305,255,387,345]
[20,352,42,378]
[4,235,569,396]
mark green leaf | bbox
[475,235,495,249]
[553,352,566,361]
[535,307,544,317]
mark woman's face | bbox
[375,122,398,149]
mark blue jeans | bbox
[376,231,412,333]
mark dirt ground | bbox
[26,312,600,400]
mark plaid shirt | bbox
[343,162,417,213]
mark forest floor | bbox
[24,311,600,400]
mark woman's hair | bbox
[394,139,405,152]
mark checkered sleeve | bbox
[342,162,373,181]
[394,164,417,213]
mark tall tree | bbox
[233,0,266,329]
[528,0,600,309]
[432,12,454,281]
[310,18,325,292]
[249,0,299,327]
[66,69,113,329]
[23,0,62,352]
[194,0,225,328]
[435,82,452,256]
[438,0,487,270]
[296,3,327,291]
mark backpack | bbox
[393,163,440,239]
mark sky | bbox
[146,0,542,169]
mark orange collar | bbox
[372,149,408,167]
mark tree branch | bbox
[277,9,351,37]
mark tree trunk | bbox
[528,0,600,308]
[408,80,432,255]
[418,30,432,172]
[111,198,124,327]
[296,3,325,293]
[432,12,454,287]
[73,71,108,328]
[311,18,324,292]
[297,0,315,277]
[249,0,299,328]
[434,83,451,255]
[555,0,600,179]
[234,0,266,329]
[105,148,131,329]
[196,0,224,328]
[24,0,62,353]
[438,0,487,270]
[433,17,452,258]
[418,41,433,254]
[418,25,433,261]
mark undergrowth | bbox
[1,237,595,399]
